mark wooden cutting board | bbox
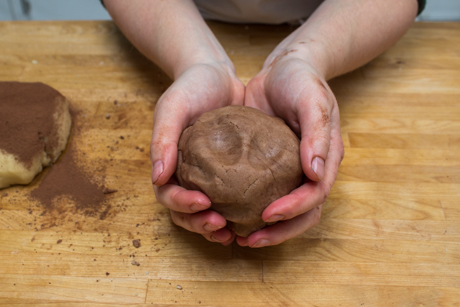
[0,20,459,306]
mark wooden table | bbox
[0,20,459,306]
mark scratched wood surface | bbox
[0,21,459,306]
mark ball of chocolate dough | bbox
[176,106,303,237]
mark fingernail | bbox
[312,156,325,181]
[190,202,209,212]
[265,214,284,223]
[204,223,222,232]
[151,160,164,185]
[210,235,223,242]
[239,238,249,246]
[251,239,270,248]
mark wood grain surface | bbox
[0,20,459,306]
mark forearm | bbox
[104,0,232,79]
[265,0,418,80]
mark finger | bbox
[202,228,236,245]
[244,74,274,116]
[150,93,190,187]
[220,231,237,246]
[297,80,336,182]
[154,182,211,213]
[261,180,323,223]
[236,235,249,247]
[262,123,343,223]
[237,204,323,248]
[170,209,227,235]
[330,96,345,165]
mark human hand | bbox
[240,55,344,248]
[151,62,245,246]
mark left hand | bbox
[239,54,344,248]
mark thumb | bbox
[150,103,188,187]
[298,98,333,182]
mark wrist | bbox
[261,44,332,83]
[172,49,236,81]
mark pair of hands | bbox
[150,54,344,248]
[105,0,416,247]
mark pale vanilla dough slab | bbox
[0,97,71,189]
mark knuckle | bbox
[312,212,321,227]
[151,132,177,153]
[314,90,331,107]
[307,133,330,150]
[170,214,179,226]
[169,189,184,210]
[313,102,331,131]
[170,211,179,225]
[310,205,322,228]
[170,211,186,226]
[150,138,166,154]
[322,186,331,203]
[322,191,328,203]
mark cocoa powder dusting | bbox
[30,110,110,219]
[30,145,105,215]
[0,82,63,167]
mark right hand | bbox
[151,62,245,246]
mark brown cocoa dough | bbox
[176,106,303,237]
